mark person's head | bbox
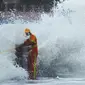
[24,28,31,38]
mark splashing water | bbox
[0,0,85,82]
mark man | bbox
[24,28,38,80]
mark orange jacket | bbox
[24,34,38,55]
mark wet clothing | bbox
[24,34,38,79]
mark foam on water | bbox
[0,0,85,82]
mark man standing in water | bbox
[24,28,38,80]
